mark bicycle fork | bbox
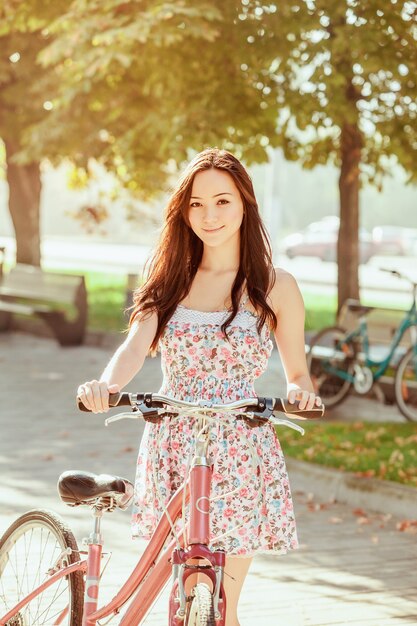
[169,428,226,625]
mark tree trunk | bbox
[337,122,362,314]
[5,139,42,267]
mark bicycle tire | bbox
[394,347,417,422]
[307,326,354,408]
[0,509,84,626]
[185,583,215,626]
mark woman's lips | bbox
[202,226,225,233]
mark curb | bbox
[287,457,417,519]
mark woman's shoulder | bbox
[268,267,303,314]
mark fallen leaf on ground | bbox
[365,427,386,441]
[389,450,404,465]
[352,508,368,517]
[354,469,376,478]
[396,520,417,533]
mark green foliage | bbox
[0,1,63,146]
[254,1,417,186]
[2,1,416,195]
[9,0,279,198]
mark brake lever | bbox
[105,411,141,426]
[270,416,305,436]
[105,404,167,426]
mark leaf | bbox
[388,450,405,465]
[365,427,387,441]
[352,508,368,517]
[354,469,376,478]
[396,520,417,533]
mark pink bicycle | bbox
[0,392,324,626]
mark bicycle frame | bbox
[0,444,227,626]
[326,299,417,384]
[2,393,316,626]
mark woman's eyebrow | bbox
[190,192,233,199]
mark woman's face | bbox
[188,168,244,247]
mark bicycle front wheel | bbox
[0,509,84,626]
[185,583,215,626]
[307,326,354,408]
[395,347,417,421]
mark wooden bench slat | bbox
[0,264,87,346]
[0,301,37,315]
[0,265,83,305]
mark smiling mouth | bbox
[203,226,225,233]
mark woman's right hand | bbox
[77,381,120,413]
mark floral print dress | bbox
[131,296,299,557]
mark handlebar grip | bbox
[77,392,132,412]
[273,398,325,419]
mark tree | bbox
[5,0,416,312]
[253,0,417,310]
[0,6,53,265]
[2,0,280,263]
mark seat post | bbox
[89,506,104,546]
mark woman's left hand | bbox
[288,389,322,410]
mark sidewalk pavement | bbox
[1,331,417,625]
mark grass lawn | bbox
[84,271,130,332]
[276,420,417,488]
[84,273,339,332]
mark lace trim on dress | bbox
[173,305,261,331]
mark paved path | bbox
[1,332,416,625]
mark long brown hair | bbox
[129,148,277,355]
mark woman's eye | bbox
[189,199,229,208]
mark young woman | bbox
[77,148,322,626]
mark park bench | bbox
[0,264,87,346]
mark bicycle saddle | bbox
[345,299,375,316]
[58,470,134,510]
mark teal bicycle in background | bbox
[307,268,417,421]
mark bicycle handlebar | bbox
[77,391,324,420]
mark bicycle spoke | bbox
[0,512,83,626]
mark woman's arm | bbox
[270,268,321,410]
[77,309,158,413]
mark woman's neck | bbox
[199,243,240,274]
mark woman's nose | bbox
[202,204,219,223]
